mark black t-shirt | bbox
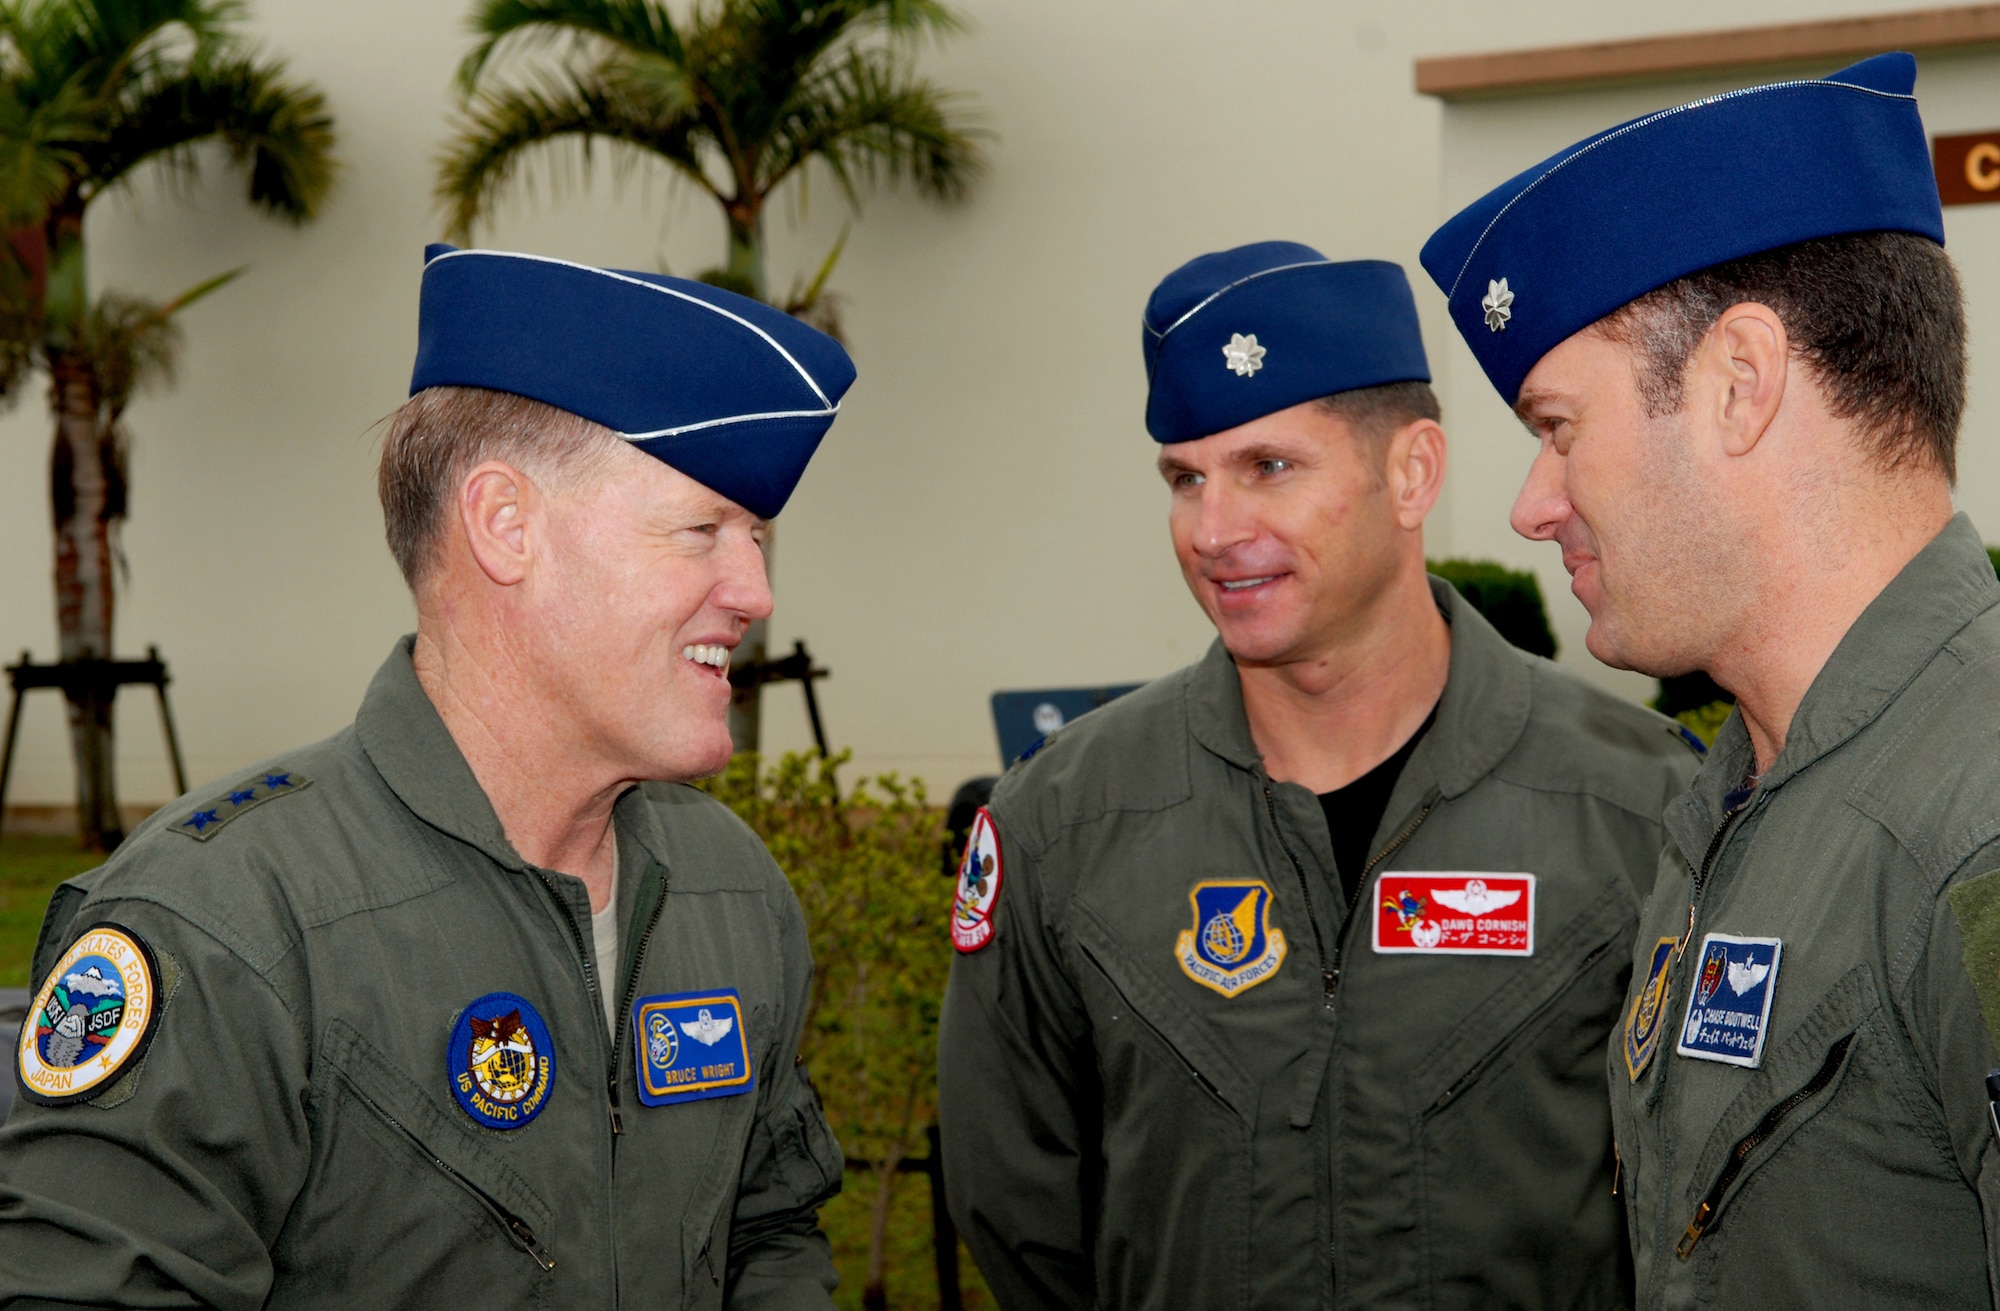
[1318,706,1438,907]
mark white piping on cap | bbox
[621,403,843,441]
[425,247,836,410]
[1144,258,1337,345]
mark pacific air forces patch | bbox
[449,992,555,1129]
[1624,936,1676,1081]
[19,923,162,1106]
[1175,880,1287,997]
[951,808,1003,954]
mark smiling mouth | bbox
[1217,576,1279,592]
[682,644,732,678]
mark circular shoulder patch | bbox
[951,807,1003,954]
[448,992,556,1130]
[18,922,162,1106]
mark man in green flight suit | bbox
[0,245,857,1308]
[1422,52,2000,1306]
[936,243,1699,1309]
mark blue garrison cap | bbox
[1420,53,1944,405]
[410,245,856,518]
[1142,242,1430,443]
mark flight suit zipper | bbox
[533,869,623,1133]
[1675,786,1757,961]
[1675,1034,1853,1258]
[607,868,673,1145]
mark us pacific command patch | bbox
[631,989,756,1107]
[1623,936,1677,1081]
[18,923,162,1106]
[1948,868,2000,1049]
[951,808,1003,954]
[448,992,555,1130]
[170,770,310,841]
[1174,880,1287,997]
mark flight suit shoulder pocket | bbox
[1675,964,1877,1259]
[309,1019,556,1284]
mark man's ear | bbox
[1703,303,1789,458]
[459,460,541,586]
[1386,419,1447,530]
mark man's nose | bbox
[716,535,775,623]
[1510,444,1570,543]
[1193,481,1257,558]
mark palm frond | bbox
[0,66,95,222]
[437,72,710,242]
[760,45,981,204]
[84,51,336,220]
[458,0,681,93]
[85,285,183,415]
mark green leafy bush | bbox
[701,751,971,1307]
[1428,558,1558,658]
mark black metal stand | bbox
[845,1123,962,1311]
[0,647,189,838]
[728,639,832,755]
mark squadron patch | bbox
[631,989,756,1106]
[951,808,1003,954]
[1373,873,1536,956]
[1174,881,1287,997]
[1623,937,1677,1081]
[18,923,161,1106]
[448,992,555,1129]
[1675,933,1783,1068]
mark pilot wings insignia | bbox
[680,1008,734,1046]
[1430,879,1520,916]
[1726,959,1771,996]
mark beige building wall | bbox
[0,0,1961,813]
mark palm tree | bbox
[439,0,983,750]
[0,0,335,850]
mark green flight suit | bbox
[938,580,1699,1310]
[0,638,844,1310]
[1612,514,2000,1307]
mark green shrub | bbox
[1428,558,1558,658]
[701,751,976,1308]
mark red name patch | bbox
[1373,873,1536,957]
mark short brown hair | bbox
[378,386,623,586]
[1315,379,1442,439]
[1595,231,1965,480]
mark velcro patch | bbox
[19,923,163,1106]
[170,770,310,841]
[1949,868,2000,1049]
[1373,873,1536,956]
[1675,933,1782,1068]
[951,808,1003,953]
[632,990,755,1106]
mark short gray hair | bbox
[377,386,625,587]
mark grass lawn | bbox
[0,835,101,986]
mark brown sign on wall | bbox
[1934,131,2000,206]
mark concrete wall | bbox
[0,0,1960,813]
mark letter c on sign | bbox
[1967,141,2000,192]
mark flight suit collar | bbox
[356,636,528,871]
[1672,513,2000,842]
[1182,576,1531,798]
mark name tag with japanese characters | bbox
[1373,873,1536,956]
[1676,933,1783,1068]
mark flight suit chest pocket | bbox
[1673,964,1876,1263]
[295,1019,558,1308]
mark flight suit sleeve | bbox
[723,880,843,1310]
[1923,848,2000,1300]
[0,897,312,1311]
[937,808,1096,1311]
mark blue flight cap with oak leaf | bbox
[409,244,857,518]
[1142,241,1431,444]
[1419,52,1945,405]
